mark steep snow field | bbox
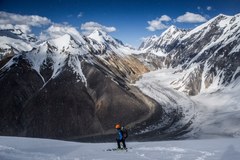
[0,136,240,160]
[136,69,240,138]
[191,76,240,138]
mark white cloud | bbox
[207,6,212,11]
[0,11,51,33]
[159,15,171,21]
[15,25,32,33]
[81,21,116,34]
[146,15,172,31]
[0,11,51,27]
[176,12,207,23]
[0,24,31,33]
[39,24,83,41]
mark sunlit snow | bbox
[0,136,240,160]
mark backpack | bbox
[121,127,128,139]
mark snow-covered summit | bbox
[88,29,138,55]
[138,35,158,50]
[47,34,88,55]
[48,34,72,51]
[139,25,187,55]
[156,25,187,51]
[88,29,111,43]
[88,29,122,45]
[160,25,178,36]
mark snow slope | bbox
[0,136,240,160]
[25,34,88,86]
[0,29,36,59]
[0,36,32,58]
[190,76,240,138]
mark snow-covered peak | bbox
[145,35,159,41]
[48,34,72,51]
[88,30,106,44]
[160,25,187,40]
[88,29,116,45]
[160,25,178,37]
[216,13,229,17]
[88,29,107,38]
[139,25,187,55]
[87,29,137,55]
[161,25,186,40]
[26,33,89,85]
[40,25,87,47]
[139,35,159,50]
[45,33,89,56]
[143,35,159,44]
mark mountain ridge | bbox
[138,13,240,95]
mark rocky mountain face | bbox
[86,30,149,83]
[138,14,240,95]
[0,29,156,139]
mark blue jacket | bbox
[116,129,123,140]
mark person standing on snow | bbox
[115,123,127,149]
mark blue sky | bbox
[1,0,240,47]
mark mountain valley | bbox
[0,13,240,141]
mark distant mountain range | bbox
[0,13,239,140]
[138,13,240,95]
